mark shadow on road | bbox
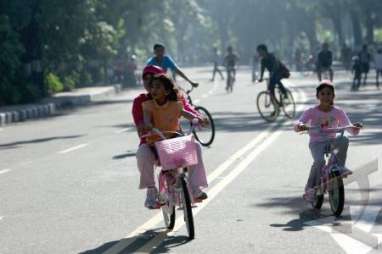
[113,150,136,160]
[79,228,190,254]
[0,134,85,149]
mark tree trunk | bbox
[350,9,362,48]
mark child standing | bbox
[139,74,208,208]
[294,81,362,201]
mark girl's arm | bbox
[294,108,312,132]
[142,104,153,133]
[338,109,362,135]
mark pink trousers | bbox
[136,143,208,192]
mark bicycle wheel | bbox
[312,192,324,209]
[180,174,194,239]
[328,171,344,217]
[193,106,215,147]
[281,89,296,119]
[256,91,279,122]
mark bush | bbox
[45,73,64,94]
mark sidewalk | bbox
[0,84,123,126]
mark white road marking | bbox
[0,169,11,175]
[354,205,381,233]
[103,82,307,254]
[58,144,88,154]
[0,216,3,221]
[115,128,132,134]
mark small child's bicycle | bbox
[144,124,202,239]
[305,126,354,217]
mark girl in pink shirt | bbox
[294,80,362,202]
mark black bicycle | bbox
[256,79,296,122]
[185,86,215,147]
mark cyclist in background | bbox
[257,44,289,99]
[223,46,239,91]
[146,44,198,87]
[316,42,333,82]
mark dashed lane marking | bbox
[58,144,89,154]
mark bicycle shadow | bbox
[79,228,191,254]
[254,196,353,232]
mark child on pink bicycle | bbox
[294,80,362,202]
[139,73,208,209]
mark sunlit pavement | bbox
[0,67,381,254]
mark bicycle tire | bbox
[256,91,279,122]
[328,171,344,217]
[180,174,195,239]
[312,193,324,209]
[281,89,296,119]
[193,106,215,147]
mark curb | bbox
[0,84,122,126]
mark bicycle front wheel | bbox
[281,89,296,119]
[328,171,344,217]
[180,174,194,239]
[256,91,279,122]
[193,106,215,147]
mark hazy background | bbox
[1,0,382,105]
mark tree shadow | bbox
[0,134,85,149]
[79,228,191,254]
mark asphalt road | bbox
[0,67,381,254]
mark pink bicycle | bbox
[305,126,357,217]
[145,126,200,239]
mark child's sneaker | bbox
[144,187,159,209]
[303,189,315,203]
[339,168,353,178]
[193,188,208,202]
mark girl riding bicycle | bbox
[294,80,362,202]
[138,73,208,209]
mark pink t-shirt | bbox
[295,105,359,143]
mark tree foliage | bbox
[1,0,382,105]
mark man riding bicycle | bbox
[316,42,333,82]
[146,43,198,87]
[223,46,239,91]
[257,44,289,100]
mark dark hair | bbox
[152,75,178,101]
[257,44,268,52]
[316,83,335,97]
[153,44,165,50]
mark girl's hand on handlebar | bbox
[353,122,363,128]
[296,124,309,132]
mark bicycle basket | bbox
[155,135,198,170]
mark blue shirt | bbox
[146,55,178,72]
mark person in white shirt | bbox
[375,48,382,89]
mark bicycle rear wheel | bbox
[281,89,296,119]
[328,171,344,217]
[193,106,215,147]
[256,91,279,122]
[180,174,194,239]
